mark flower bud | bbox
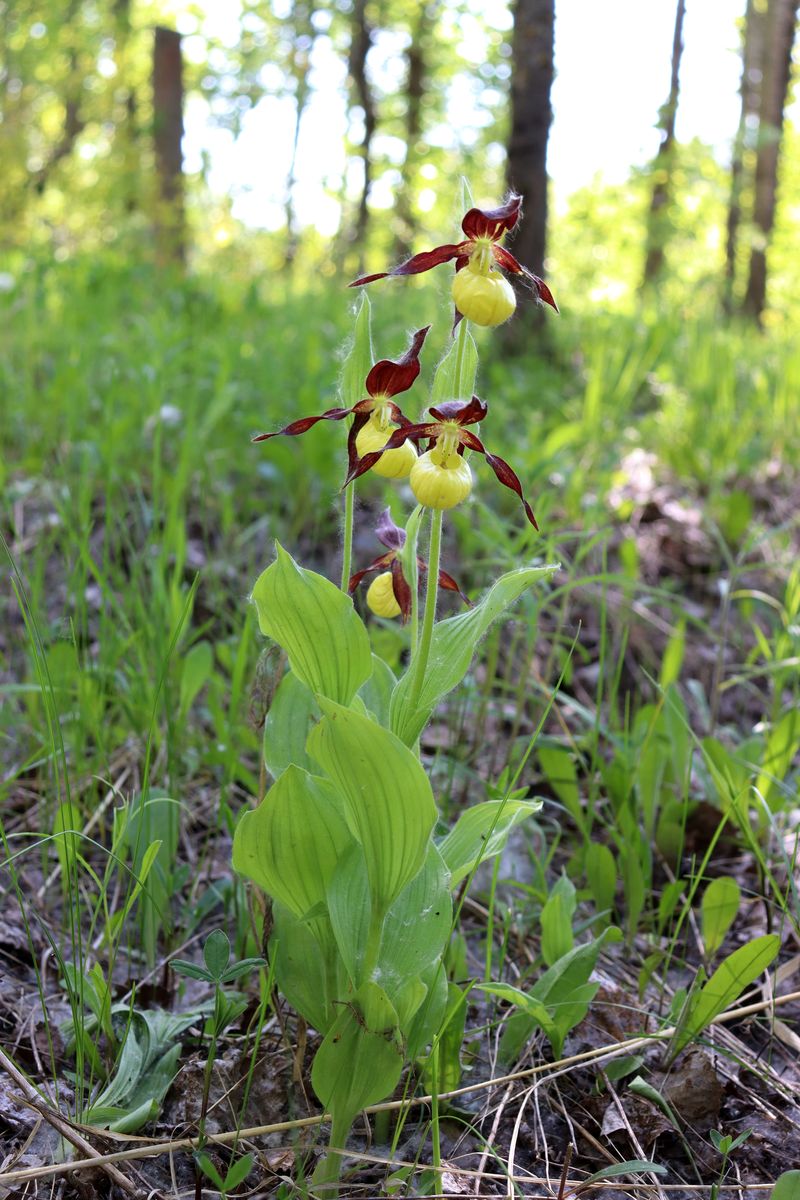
[366,571,401,618]
[452,269,516,327]
[356,418,418,479]
[410,448,472,510]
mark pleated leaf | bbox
[232,765,352,920]
[390,565,557,746]
[308,698,437,917]
[263,671,318,778]
[252,543,371,705]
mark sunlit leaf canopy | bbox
[2,0,799,322]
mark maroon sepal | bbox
[461,195,522,241]
[391,558,413,622]
[252,406,351,442]
[366,326,430,398]
[344,423,433,486]
[350,243,469,287]
[375,507,406,551]
[483,451,539,529]
[348,551,394,594]
[438,568,472,607]
[429,395,488,426]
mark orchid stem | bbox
[340,480,355,592]
[408,507,442,713]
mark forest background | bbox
[2,0,800,1196]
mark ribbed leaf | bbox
[232,766,352,920]
[308,699,437,916]
[263,671,318,778]
[390,565,557,746]
[378,845,452,998]
[430,326,478,404]
[252,543,371,706]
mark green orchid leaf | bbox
[327,842,371,985]
[701,876,740,958]
[341,290,373,408]
[669,933,779,1061]
[252,543,372,706]
[438,798,542,888]
[406,962,449,1060]
[770,1171,800,1200]
[430,325,478,404]
[390,565,557,746]
[311,982,404,1152]
[358,654,398,725]
[378,844,452,1000]
[308,699,437,916]
[271,902,348,1034]
[263,670,318,778]
[233,765,352,920]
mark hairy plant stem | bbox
[340,477,355,592]
[454,314,469,398]
[408,507,442,713]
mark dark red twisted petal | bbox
[391,558,413,622]
[252,406,351,442]
[483,451,539,529]
[343,422,439,487]
[529,275,559,312]
[376,507,406,551]
[349,243,470,287]
[438,568,472,607]
[458,429,485,453]
[429,395,488,426]
[491,244,525,274]
[455,254,470,272]
[461,195,522,241]
[366,326,430,398]
[348,551,394,594]
[345,410,373,483]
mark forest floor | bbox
[1,263,799,1198]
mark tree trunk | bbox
[393,5,432,258]
[742,0,799,321]
[113,0,140,215]
[348,0,376,264]
[723,0,763,312]
[152,25,185,266]
[506,0,555,283]
[642,0,686,286]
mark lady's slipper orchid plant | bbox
[346,395,539,528]
[350,194,558,328]
[349,508,469,621]
[252,326,430,480]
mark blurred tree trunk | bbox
[31,1,84,194]
[394,5,433,258]
[284,2,317,267]
[113,0,140,215]
[642,0,686,286]
[152,25,185,266]
[742,0,799,321]
[348,0,376,266]
[723,0,763,312]
[505,0,555,343]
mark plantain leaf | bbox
[438,797,542,888]
[700,876,740,958]
[252,543,372,706]
[263,671,318,778]
[669,934,780,1061]
[308,699,437,916]
[390,565,557,746]
[232,765,352,920]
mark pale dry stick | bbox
[2,987,799,1189]
[34,767,132,902]
[505,1082,537,1199]
[0,1045,139,1197]
[472,1078,515,1196]
[603,1078,668,1200]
